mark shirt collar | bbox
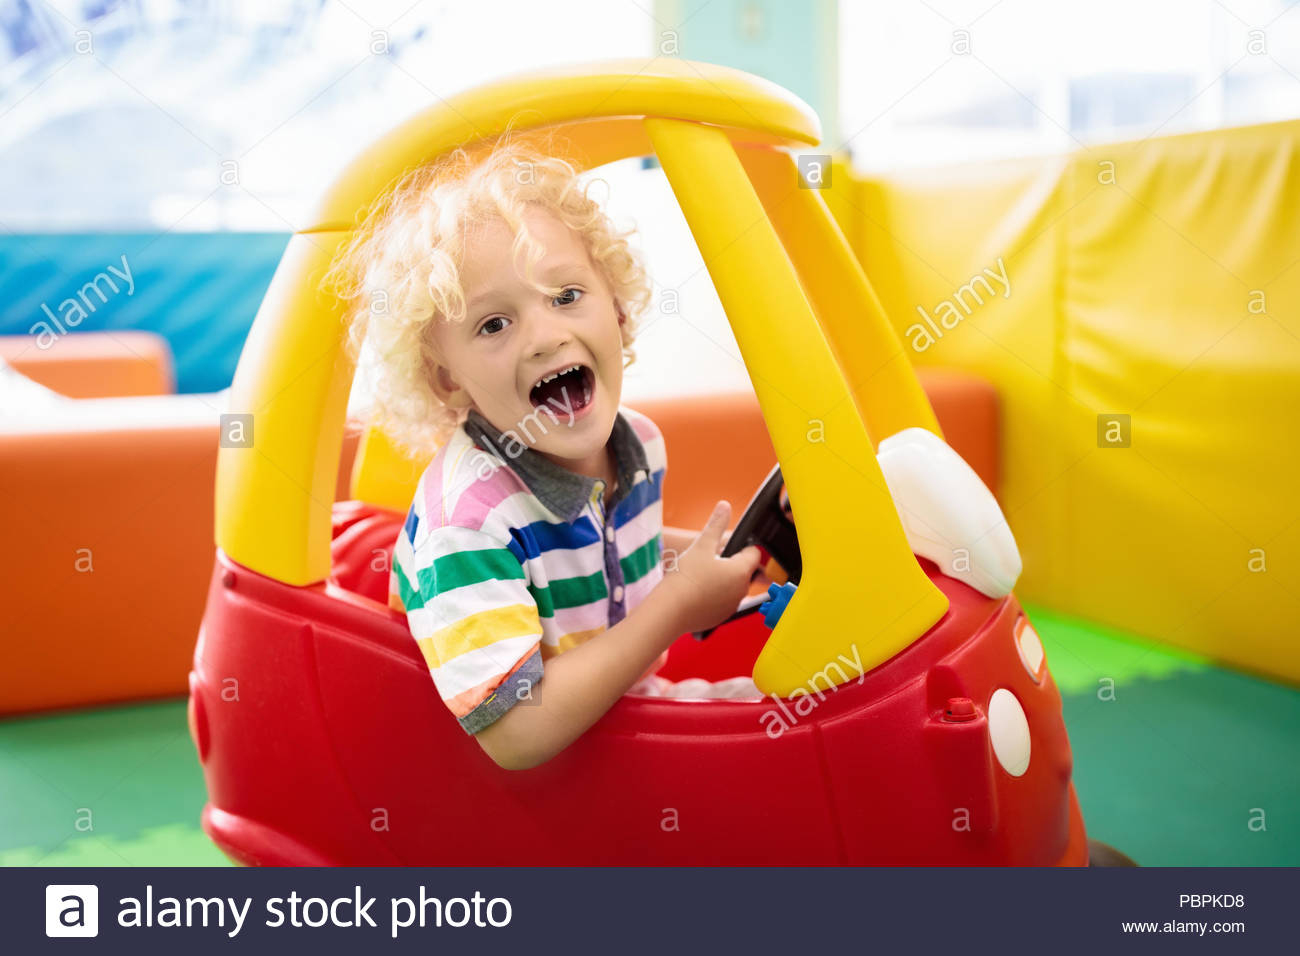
[463,406,650,523]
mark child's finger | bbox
[699,500,730,548]
[727,544,762,570]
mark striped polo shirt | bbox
[389,404,668,734]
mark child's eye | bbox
[477,316,511,337]
[552,287,583,306]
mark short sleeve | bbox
[393,522,544,735]
[622,406,667,482]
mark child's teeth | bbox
[536,364,581,389]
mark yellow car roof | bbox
[307,57,822,231]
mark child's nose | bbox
[525,313,573,357]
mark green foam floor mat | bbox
[1023,603,1299,866]
[0,699,230,866]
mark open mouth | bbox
[528,364,594,413]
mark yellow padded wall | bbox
[831,120,1300,685]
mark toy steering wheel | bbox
[694,464,801,639]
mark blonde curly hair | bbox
[327,132,652,458]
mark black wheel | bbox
[716,464,800,583]
[693,464,801,640]
[1087,839,1138,867]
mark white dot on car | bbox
[988,688,1031,777]
[1015,617,1045,681]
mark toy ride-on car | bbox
[189,58,1110,866]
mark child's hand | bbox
[664,500,763,633]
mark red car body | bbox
[189,503,1088,866]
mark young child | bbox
[333,138,765,770]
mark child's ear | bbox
[434,366,472,408]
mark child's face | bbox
[430,207,626,469]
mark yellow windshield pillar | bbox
[737,145,942,446]
[214,231,354,585]
[645,117,949,697]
